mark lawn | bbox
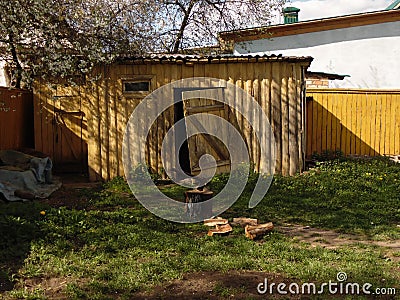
[0,158,399,299]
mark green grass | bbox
[1,158,399,299]
[226,158,400,240]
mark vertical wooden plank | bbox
[311,93,318,156]
[243,63,253,166]
[117,66,127,177]
[241,63,252,167]
[167,63,182,174]
[395,93,400,154]
[252,62,261,172]
[288,64,299,175]
[109,67,118,178]
[191,63,205,168]
[148,63,161,175]
[259,62,272,173]
[51,88,59,163]
[341,91,348,155]
[360,92,368,156]
[330,92,337,152]
[344,91,350,155]
[246,63,255,167]
[103,67,111,180]
[349,92,355,155]
[280,63,289,176]
[374,92,382,155]
[336,91,343,154]
[321,92,328,152]
[34,82,43,153]
[390,93,397,155]
[385,93,392,155]
[362,92,369,155]
[297,66,303,172]
[379,93,387,155]
[306,94,313,158]
[353,92,359,155]
[326,92,333,152]
[271,62,282,174]
[316,93,323,154]
[91,75,103,181]
[369,92,377,156]
[355,92,362,155]
[339,92,346,155]
[218,61,234,173]
[386,93,393,155]
[115,68,125,177]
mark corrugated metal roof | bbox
[117,53,313,64]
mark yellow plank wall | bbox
[34,58,310,181]
[306,89,400,158]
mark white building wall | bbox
[234,21,400,89]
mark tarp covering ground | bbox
[0,150,61,201]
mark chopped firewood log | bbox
[232,217,258,227]
[203,217,229,227]
[207,224,233,236]
[245,222,274,240]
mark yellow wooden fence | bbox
[306,89,400,157]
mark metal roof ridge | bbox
[118,53,313,60]
[219,9,400,36]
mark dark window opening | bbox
[124,81,150,92]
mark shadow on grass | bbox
[0,201,48,292]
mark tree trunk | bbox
[172,1,195,53]
[8,33,23,89]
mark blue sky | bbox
[283,0,394,21]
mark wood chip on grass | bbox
[207,224,233,236]
[203,217,229,227]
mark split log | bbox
[204,217,228,227]
[207,224,233,236]
[245,222,274,240]
[232,217,258,227]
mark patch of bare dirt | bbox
[277,224,400,262]
[39,178,100,209]
[132,271,304,300]
[2,276,87,300]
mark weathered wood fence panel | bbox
[306,89,400,157]
[0,87,34,150]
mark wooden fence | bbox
[306,89,400,157]
[0,87,34,150]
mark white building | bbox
[219,2,400,89]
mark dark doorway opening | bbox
[173,91,191,175]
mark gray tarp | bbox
[0,150,61,201]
